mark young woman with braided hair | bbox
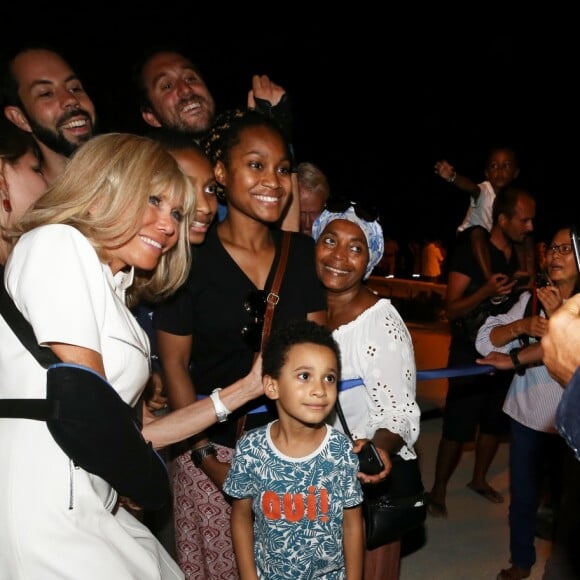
[154,109,326,579]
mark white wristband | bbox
[209,388,231,423]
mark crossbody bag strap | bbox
[236,231,292,441]
[260,230,292,351]
[334,396,354,442]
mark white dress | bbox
[0,224,183,580]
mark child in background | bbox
[223,319,364,579]
[434,146,533,283]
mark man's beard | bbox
[169,113,212,140]
[27,112,95,157]
[167,96,215,138]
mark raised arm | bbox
[247,74,286,109]
[434,159,480,199]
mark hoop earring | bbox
[2,198,12,212]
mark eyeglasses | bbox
[241,290,267,352]
[547,243,573,255]
[324,198,379,222]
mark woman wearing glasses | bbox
[475,226,580,580]
[153,109,326,579]
[312,201,421,580]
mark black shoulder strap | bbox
[334,396,354,443]
[523,292,535,318]
[519,290,539,347]
[0,281,60,368]
[0,280,60,419]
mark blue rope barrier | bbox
[338,378,364,392]
[198,366,495,415]
[338,365,495,391]
[417,364,496,381]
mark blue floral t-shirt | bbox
[223,422,363,579]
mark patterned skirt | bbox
[172,444,238,580]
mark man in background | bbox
[132,46,295,226]
[0,45,96,185]
[296,161,330,236]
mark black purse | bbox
[0,282,170,510]
[335,395,427,550]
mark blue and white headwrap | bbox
[311,205,384,280]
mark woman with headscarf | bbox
[312,201,421,580]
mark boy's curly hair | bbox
[262,319,341,380]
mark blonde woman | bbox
[0,133,263,579]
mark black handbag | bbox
[335,395,426,550]
[0,282,170,510]
[360,455,427,549]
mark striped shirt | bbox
[475,291,563,433]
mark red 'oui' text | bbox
[262,486,329,523]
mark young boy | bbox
[223,319,364,579]
[434,146,534,282]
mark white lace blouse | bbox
[329,299,420,459]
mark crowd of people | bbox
[1,41,579,580]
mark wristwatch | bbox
[191,443,217,467]
[209,388,231,423]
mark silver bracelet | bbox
[209,388,232,423]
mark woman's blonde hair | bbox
[10,133,195,306]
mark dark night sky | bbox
[4,12,577,251]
